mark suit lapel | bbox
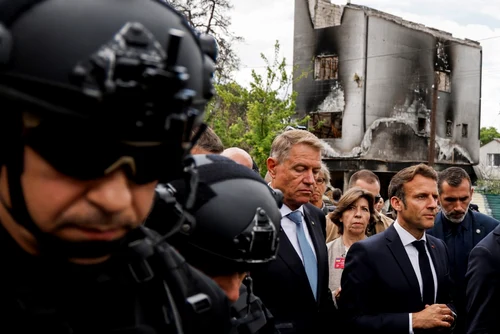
[303,204,327,304]
[303,204,324,262]
[426,237,445,293]
[277,228,310,281]
[386,225,421,301]
[470,212,484,246]
[434,212,446,240]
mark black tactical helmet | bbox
[0,0,217,180]
[149,155,283,276]
[0,0,217,257]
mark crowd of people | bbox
[1,1,500,333]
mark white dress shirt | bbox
[280,204,317,263]
[393,221,438,334]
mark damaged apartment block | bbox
[293,0,482,194]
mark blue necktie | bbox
[287,211,318,299]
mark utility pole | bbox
[428,72,439,167]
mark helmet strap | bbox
[154,156,199,245]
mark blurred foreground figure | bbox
[0,0,232,332]
[147,155,283,333]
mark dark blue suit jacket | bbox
[250,203,336,334]
[427,210,498,333]
[466,224,500,334]
[339,224,455,333]
[427,210,499,262]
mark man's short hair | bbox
[388,163,437,205]
[270,129,323,164]
[191,125,224,154]
[437,167,472,193]
[332,188,342,202]
[348,169,380,188]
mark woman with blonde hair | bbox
[326,187,376,303]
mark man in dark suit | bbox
[339,163,456,333]
[427,167,499,334]
[465,224,500,333]
[250,129,336,333]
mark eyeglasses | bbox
[315,178,325,184]
[25,122,173,184]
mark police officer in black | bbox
[147,154,282,334]
[0,0,232,333]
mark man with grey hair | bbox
[250,129,336,333]
[310,163,333,215]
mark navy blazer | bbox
[427,210,499,256]
[339,224,455,333]
[427,210,498,333]
[466,224,500,333]
[250,203,336,334]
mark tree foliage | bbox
[480,126,500,146]
[476,179,500,195]
[167,0,242,82]
[205,41,308,175]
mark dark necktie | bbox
[412,240,435,305]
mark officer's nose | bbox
[86,170,132,214]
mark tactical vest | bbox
[2,226,232,334]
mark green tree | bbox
[205,41,308,175]
[205,82,248,147]
[480,126,500,146]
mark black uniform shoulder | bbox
[230,277,278,334]
[135,227,233,334]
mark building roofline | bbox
[344,3,481,49]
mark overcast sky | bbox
[229,0,500,130]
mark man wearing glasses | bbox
[310,163,335,215]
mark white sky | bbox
[229,0,500,130]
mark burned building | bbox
[293,0,482,194]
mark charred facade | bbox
[293,0,482,193]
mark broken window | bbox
[436,71,451,93]
[487,153,500,167]
[446,120,453,137]
[309,112,342,139]
[462,124,468,138]
[418,118,426,133]
[314,55,338,80]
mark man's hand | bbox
[333,287,341,300]
[412,304,454,329]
